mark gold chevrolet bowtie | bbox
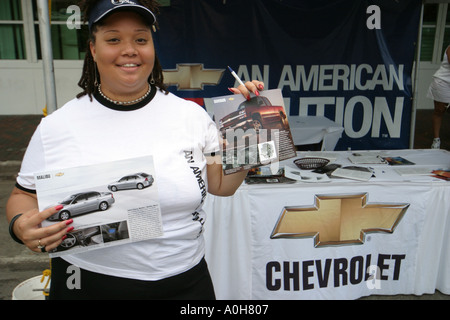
[271,193,409,247]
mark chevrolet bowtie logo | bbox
[163,64,225,90]
[270,193,409,247]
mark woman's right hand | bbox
[13,205,74,253]
[228,80,265,100]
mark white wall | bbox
[0,60,82,115]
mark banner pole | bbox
[410,3,424,149]
[37,0,58,115]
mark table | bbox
[288,116,344,151]
[203,149,450,299]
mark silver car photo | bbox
[107,172,154,192]
[47,191,115,221]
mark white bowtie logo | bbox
[111,0,137,5]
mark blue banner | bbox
[154,0,421,150]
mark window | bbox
[0,0,88,61]
[420,4,438,61]
[443,6,450,56]
[420,3,450,62]
[0,0,26,59]
[32,0,88,60]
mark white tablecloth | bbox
[204,149,450,299]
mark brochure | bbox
[394,167,433,176]
[331,166,374,181]
[432,170,450,181]
[205,89,296,175]
[244,167,296,184]
[35,156,163,257]
[348,152,387,164]
[383,156,415,166]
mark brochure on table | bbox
[35,156,163,257]
[205,89,296,175]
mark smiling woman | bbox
[77,0,168,101]
[6,0,264,300]
[78,1,168,104]
[90,11,155,103]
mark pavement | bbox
[0,115,49,300]
[0,113,449,300]
[0,179,50,300]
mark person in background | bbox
[6,0,263,299]
[427,45,450,149]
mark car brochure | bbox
[35,156,163,257]
[432,170,450,181]
[383,156,415,166]
[244,166,295,184]
[205,89,296,175]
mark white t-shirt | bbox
[17,88,220,280]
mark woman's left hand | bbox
[229,80,265,100]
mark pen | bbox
[228,66,246,87]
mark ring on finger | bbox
[37,239,46,252]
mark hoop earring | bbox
[150,73,155,85]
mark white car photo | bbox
[107,172,154,192]
[47,191,115,221]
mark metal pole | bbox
[37,0,57,115]
[410,3,424,149]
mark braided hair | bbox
[76,0,168,100]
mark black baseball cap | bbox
[88,0,157,31]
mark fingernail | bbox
[246,95,251,101]
[258,84,264,90]
[254,90,260,96]
[228,88,235,94]
[67,226,74,232]
[55,205,63,211]
[65,219,73,225]
[62,235,67,241]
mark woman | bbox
[428,45,450,149]
[6,0,263,299]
